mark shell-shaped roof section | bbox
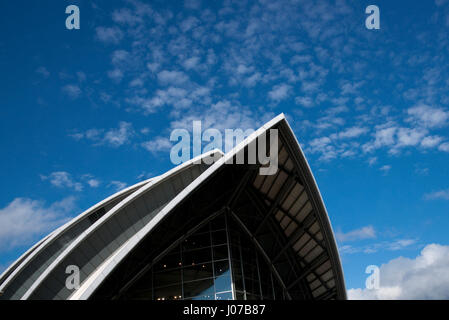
[1,114,346,300]
[0,177,154,299]
[23,150,224,300]
[71,114,346,300]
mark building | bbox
[0,114,346,300]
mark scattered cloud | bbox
[424,188,449,200]
[103,122,134,147]
[70,122,134,147]
[336,226,376,242]
[268,84,291,102]
[107,69,124,82]
[108,181,127,192]
[340,239,417,255]
[379,165,391,175]
[0,197,75,251]
[406,105,449,129]
[142,137,172,154]
[62,84,81,99]
[348,244,449,299]
[40,172,83,191]
[157,70,189,86]
[95,26,124,44]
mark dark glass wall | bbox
[120,213,285,300]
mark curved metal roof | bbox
[0,177,154,299]
[1,114,346,300]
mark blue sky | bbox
[1,0,449,299]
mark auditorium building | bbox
[0,114,346,300]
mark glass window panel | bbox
[213,245,229,261]
[212,230,227,246]
[183,263,214,282]
[233,273,245,292]
[182,231,211,251]
[214,260,229,277]
[261,282,274,300]
[154,249,181,271]
[242,260,258,280]
[128,272,153,293]
[236,291,245,300]
[246,293,261,300]
[214,260,231,293]
[216,292,233,300]
[214,273,232,293]
[182,247,212,266]
[154,284,182,301]
[153,269,181,288]
[244,278,261,296]
[184,278,214,299]
[210,215,226,231]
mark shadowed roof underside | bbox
[0,114,346,300]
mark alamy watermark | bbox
[169,121,279,176]
[65,5,80,30]
[65,265,80,290]
[365,265,380,290]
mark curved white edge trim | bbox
[21,149,224,300]
[0,177,154,294]
[0,232,53,287]
[70,118,286,300]
[282,118,347,299]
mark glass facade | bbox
[121,213,286,300]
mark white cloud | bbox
[373,126,397,148]
[157,70,189,86]
[87,179,100,188]
[108,181,127,192]
[0,197,75,251]
[348,244,449,299]
[438,142,449,152]
[112,8,143,26]
[184,0,201,10]
[169,100,266,133]
[331,126,368,140]
[406,105,449,129]
[180,16,199,33]
[183,56,200,70]
[396,128,428,148]
[420,135,443,148]
[111,50,129,65]
[268,84,291,102]
[71,122,134,147]
[379,165,391,174]
[424,189,449,200]
[142,137,172,154]
[336,226,376,242]
[368,157,377,166]
[107,69,124,82]
[40,172,83,191]
[295,96,314,108]
[95,26,124,44]
[340,239,417,255]
[62,84,81,99]
[103,122,134,147]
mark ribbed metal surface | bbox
[28,163,210,300]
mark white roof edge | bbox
[0,232,53,288]
[0,177,154,294]
[71,118,285,300]
[281,118,347,298]
[21,149,224,300]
